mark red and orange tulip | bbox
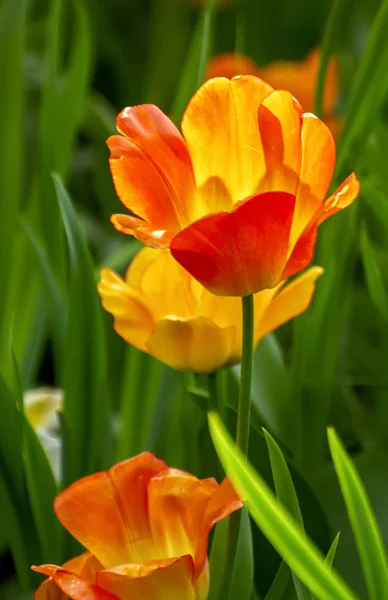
[206,48,340,135]
[108,75,359,297]
[33,452,242,599]
[98,247,323,373]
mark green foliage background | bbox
[1,0,388,598]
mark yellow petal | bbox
[146,316,235,372]
[257,266,324,339]
[98,269,154,352]
[182,76,273,207]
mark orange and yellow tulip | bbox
[33,452,242,600]
[98,247,323,373]
[108,75,359,297]
[206,48,341,136]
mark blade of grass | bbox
[170,0,215,124]
[360,222,388,323]
[56,0,92,177]
[208,411,359,600]
[263,429,310,600]
[314,0,350,118]
[328,428,388,600]
[208,508,254,600]
[53,174,110,482]
[264,562,291,600]
[0,0,28,365]
[337,0,388,175]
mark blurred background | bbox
[1,0,388,598]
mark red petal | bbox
[281,223,318,280]
[170,191,296,296]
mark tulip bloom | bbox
[206,48,341,136]
[98,247,323,373]
[108,75,359,296]
[33,452,242,600]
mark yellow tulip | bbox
[98,247,323,373]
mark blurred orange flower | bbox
[33,452,241,600]
[108,75,359,296]
[206,48,341,136]
[98,247,323,373]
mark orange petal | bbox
[146,316,235,372]
[182,76,273,206]
[292,113,335,242]
[147,469,218,560]
[206,52,258,80]
[170,191,296,296]
[257,266,324,339]
[318,172,360,224]
[110,214,174,248]
[98,269,154,352]
[33,564,117,600]
[194,478,242,576]
[108,104,195,234]
[257,90,302,195]
[34,577,66,600]
[54,453,167,568]
[96,556,204,600]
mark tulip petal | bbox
[318,172,360,224]
[34,577,66,600]
[195,478,242,575]
[98,269,154,351]
[147,469,219,560]
[281,222,318,280]
[258,90,302,195]
[292,113,335,242]
[146,316,235,372]
[109,105,195,233]
[110,214,174,248]
[97,556,202,600]
[54,453,167,568]
[33,563,118,600]
[258,266,323,339]
[170,191,296,296]
[182,76,273,206]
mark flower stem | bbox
[218,294,254,600]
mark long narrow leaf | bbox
[208,412,358,600]
[263,429,310,600]
[53,174,110,482]
[328,428,388,600]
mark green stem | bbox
[218,294,255,600]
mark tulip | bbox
[98,247,323,373]
[32,452,242,600]
[108,75,359,296]
[206,48,341,136]
[24,388,63,482]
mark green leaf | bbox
[337,0,388,175]
[360,222,388,323]
[263,429,310,600]
[0,0,28,352]
[264,562,291,600]
[208,412,358,600]
[55,1,92,177]
[22,416,62,564]
[325,533,341,568]
[53,174,111,482]
[328,428,388,600]
[170,2,215,124]
[209,509,254,600]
